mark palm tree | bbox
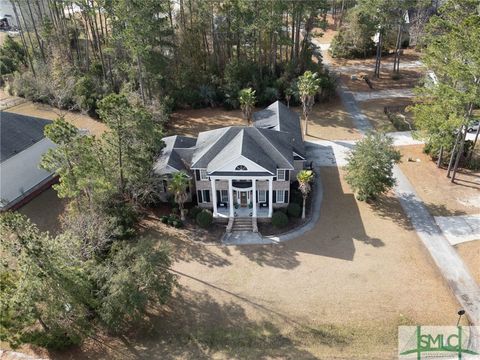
[238,88,256,125]
[297,170,314,219]
[297,71,321,137]
[167,171,189,220]
[285,86,296,108]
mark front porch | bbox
[216,205,270,218]
[210,176,274,219]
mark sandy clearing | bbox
[398,145,480,216]
[3,100,107,136]
[455,241,480,285]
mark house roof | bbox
[191,126,294,173]
[153,135,196,176]
[253,101,305,158]
[1,112,52,162]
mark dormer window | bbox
[235,165,248,171]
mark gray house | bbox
[1,112,57,211]
[154,101,306,221]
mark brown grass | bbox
[359,97,413,132]
[398,145,480,216]
[14,166,459,359]
[168,107,248,137]
[3,98,107,136]
[455,241,480,285]
[304,95,363,141]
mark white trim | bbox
[293,151,306,160]
[199,189,210,203]
[258,190,266,202]
[276,190,285,203]
[211,178,217,217]
[208,154,273,174]
[199,169,208,180]
[277,169,286,181]
[220,190,229,202]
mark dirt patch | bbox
[338,68,423,93]
[168,107,248,137]
[455,241,480,284]
[313,14,337,45]
[4,101,107,136]
[303,96,362,141]
[359,97,413,132]
[330,48,421,68]
[398,145,480,216]
[18,188,66,235]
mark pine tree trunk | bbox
[393,22,402,73]
[374,32,383,78]
[26,0,46,63]
[451,125,467,183]
[11,0,35,76]
[437,146,443,168]
[447,127,463,177]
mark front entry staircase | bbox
[222,216,262,244]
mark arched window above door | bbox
[235,165,248,171]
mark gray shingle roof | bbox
[191,127,294,174]
[1,112,52,162]
[253,101,305,158]
[153,135,196,176]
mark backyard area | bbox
[0,89,106,136]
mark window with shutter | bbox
[197,190,203,203]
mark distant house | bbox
[0,112,56,211]
[154,101,307,220]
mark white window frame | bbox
[200,169,208,180]
[221,190,229,202]
[277,169,286,181]
[258,190,266,202]
[276,190,285,203]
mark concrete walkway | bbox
[325,49,480,325]
[434,215,480,245]
[394,167,480,325]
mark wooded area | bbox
[2,0,333,114]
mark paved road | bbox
[322,49,480,326]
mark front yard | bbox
[25,166,456,359]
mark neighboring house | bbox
[0,112,57,211]
[154,101,306,220]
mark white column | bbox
[252,179,257,217]
[268,177,273,217]
[211,178,217,217]
[228,179,234,218]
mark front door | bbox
[240,191,248,207]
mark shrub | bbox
[290,187,303,205]
[196,209,213,228]
[344,132,401,201]
[172,220,183,228]
[287,203,302,218]
[271,211,288,228]
[160,215,169,224]
[189,206,203,219]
